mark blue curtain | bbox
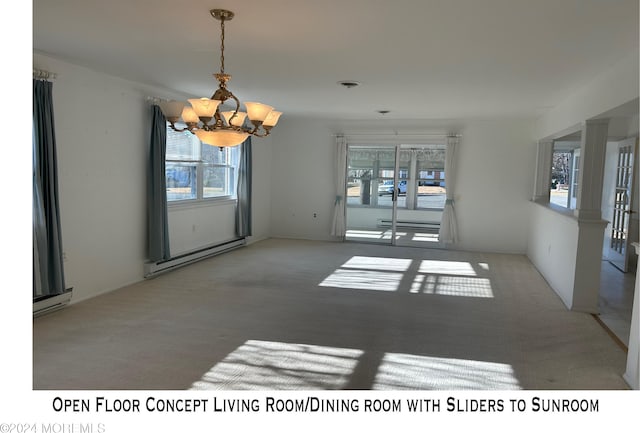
[148,105,171,261]
[33,79,66,299]
[235,137,252,238]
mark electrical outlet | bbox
[313,213,317,218]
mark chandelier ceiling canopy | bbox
[159,9,282,148]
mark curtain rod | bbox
[336,133,461,138]
[146,96,169,105]
[33,68,57,80]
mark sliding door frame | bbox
[344,134,448,246]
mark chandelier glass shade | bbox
[159,9,282,148]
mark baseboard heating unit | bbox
[377,219,440,232]
[33,288,73,317]
[144,238,246,278]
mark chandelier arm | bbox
[210,90,243,130]
[227,92,242,118]
[249,130,270,138]
[246,123,269,136]
[202,124,246,133]
[198,117,214,128]
[213,110,224,128]
[167,121,190,133]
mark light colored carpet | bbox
[33,238,630,390]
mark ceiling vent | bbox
[338,81,360,89]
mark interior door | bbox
[345,145,399,244]
[607,137,637,272]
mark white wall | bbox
[269,117,535,253]
[625,243,640,389]
[247,135,273,244]
[527,204,579,308]
[454,120,536,253]
[269,117,337,241]
[33,52,271,303]
[527,204,605,312]
[535,49,639,139]
[629,115,639,137]
[168,201,237,256]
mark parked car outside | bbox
[378,180,407,195]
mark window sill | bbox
[168,197,237,211]
[531,200,577,220]
[347,204,444,211]
[547,201,577,217]
[532,201,609,227]
[415,207,445,212]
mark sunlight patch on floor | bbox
[411,233,440,242]
[345,229,414,241]
[411,275,494,298]
[320,256,494,296]
[342,256,412,272]
[320,269,403,291]
[373,353,521,390]
[190,340,363,390]
[419,260,477,276]
[345,230,392,240]
[191,340,520,390]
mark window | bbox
[550,140,580,209]
[165,128,240,202]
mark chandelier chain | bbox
[219,16,225,74]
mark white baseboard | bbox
[34,289,73,317]
[144,238,246,278]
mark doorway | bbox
[345,143,446,247]
[599,136,639,346]
[603,137,638,272]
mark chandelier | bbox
[159,9,282,147]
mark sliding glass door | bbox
[345,145,399,244]
[345,143,446,246]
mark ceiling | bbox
[33,0,639,120]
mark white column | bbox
[406,150,418,210]
[624,242,640,389]
[574,119,609,220]
[569,119,609,312]
[571,218,608,312]
[533,139,553,203]
[370,159,379,207]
